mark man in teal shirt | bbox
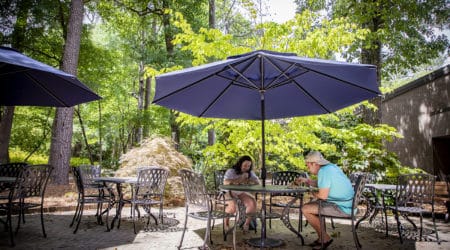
[294,151,354,249]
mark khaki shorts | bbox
[309,200,350,217]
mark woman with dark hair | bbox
[223,155,260,232]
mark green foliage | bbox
[70,157,96,167]
[178,103,404,180]
[9,148,48,165]
[3,0,441,185]
[306,0,450,81]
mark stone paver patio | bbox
[0,206,449,249]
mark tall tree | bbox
[49,0,83,184]
[295,0,449,123]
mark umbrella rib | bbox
[0,67,34,76]
[198,83,234,117]
[226,55,261,89]
[300,64,379,94]
[216,74,258,90]
[270,58,379,94]
[153,65,236,103]
[25,72,69,106]
[263,57,299,89]
[291,79,333,113]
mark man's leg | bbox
[302,202,331,242]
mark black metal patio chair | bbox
[70,165,113,233]
[130,166,169,234]
[318,173,368,249]
[388,173,440,244]
[0,162,27,192]
[178,168,240,250]
[0,164,53,246]
[0,164,26,246]
[269,170,308,232]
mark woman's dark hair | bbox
[232,155,253,176]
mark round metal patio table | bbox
[220,184,316,248]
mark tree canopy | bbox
[1,0,447,183]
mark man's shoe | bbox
[312,239,333,250]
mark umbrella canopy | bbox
[153,50,380,185]
[0,46,101,107]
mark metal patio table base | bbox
[247,237,284,248]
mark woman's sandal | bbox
[312,239,333,250]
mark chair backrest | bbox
[352,174,368,212]
[135,167,169,197]
[72,166,85,194]
[396,173,436,206]
[179,169,209,209]
[214,169,227,190]
[17,164,53,198]
[350,171,376,184]
[0,162,28,177]
[272,171,308,185]
[77,165,101,187]
[0,163,27,193]
[271,171,309,197]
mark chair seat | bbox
[388,206,427,214]
[249,211,281,219]
[189,210,236,220]
[79,196,111,203]
[270,202,301,209]
[319,211,351,219]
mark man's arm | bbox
[314,187,330,200]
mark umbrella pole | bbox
[261,94,266,187]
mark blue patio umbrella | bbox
[153,50,380,185]
[0,46,101,107]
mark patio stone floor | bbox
[0,206,449,249]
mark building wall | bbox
[381,65,450,174]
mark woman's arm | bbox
[224,172,250,185]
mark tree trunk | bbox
[161,0,180,148]
[49,0,83,184]
[0,106,15,163]
[360,3,383,125]
[98,101,102,166]
[209,0,215,28]
[143,77,151,137]
[207,0,216,146]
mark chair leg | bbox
[419,213,423,241]
[319,214,325,249]
[40,201,47,238]
[352,219,361,249]
[394,211,403,244]
[132,203,137,234]
[178,208,189,249]
[432,211,440,244]
[15,202,24,234]
[70,201,81,227]
[232,215,237,250]
[7,205,15,247]
[204,215,212,247]
[73,202,85,234]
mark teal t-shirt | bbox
[317,164,354,214]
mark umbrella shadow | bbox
[192,219,422,250]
